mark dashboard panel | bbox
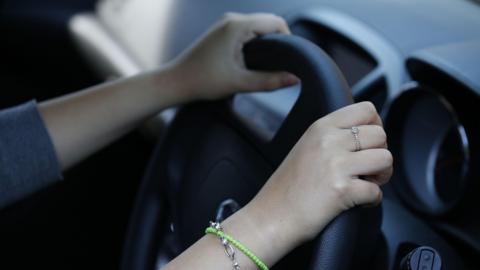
[402,55,480,257]
[290,20,377,87]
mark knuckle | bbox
[331,180,350,198]
[373,125,387,142]
[220,12,241,27]
[310,119,327,134]
[377,115,385,127]
[318,132,334,151]
[259,12,280,20]
[309,121,336,149]
[222,12,238,20]
[271,14,287,24]
[380,149,393,166]
[280,19,289,29]
[367,184,381,201]
[360,101,377,116]
[386,167,394,179]
[382,167,394,183]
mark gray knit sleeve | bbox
[0,101,63,209]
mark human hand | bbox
[246,102,393,247]
[170,12,299,101]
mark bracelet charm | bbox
[206,221,269,270]
[210,221,241,269]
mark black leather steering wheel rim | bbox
[121,33,382,270]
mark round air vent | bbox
[385,86,470,215]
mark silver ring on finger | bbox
[351,126,361,151]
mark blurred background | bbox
[1,1,149,269]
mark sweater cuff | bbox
[0,100,63,209]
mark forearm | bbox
[39,64,191,169]
[38,12,295,170]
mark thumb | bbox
[238,70,299,91]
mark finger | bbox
[339,125,387,152]
[323,102,381,128]
[345,148,393,176]
[238,70,299,91]
[348,179,383,206]
[362,166,393,186]
[244,13,291,35]
[375,113,384,127]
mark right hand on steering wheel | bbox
[246,101,392,248]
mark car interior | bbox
[1,0,480,269]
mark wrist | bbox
[244,199,308,249]
[143,61,199,107]
[220,201,302,268]
[162,56,208,102]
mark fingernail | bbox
[283,74,300,85]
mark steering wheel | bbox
[121,34,382,270]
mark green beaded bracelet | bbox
[206,226,269,270]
